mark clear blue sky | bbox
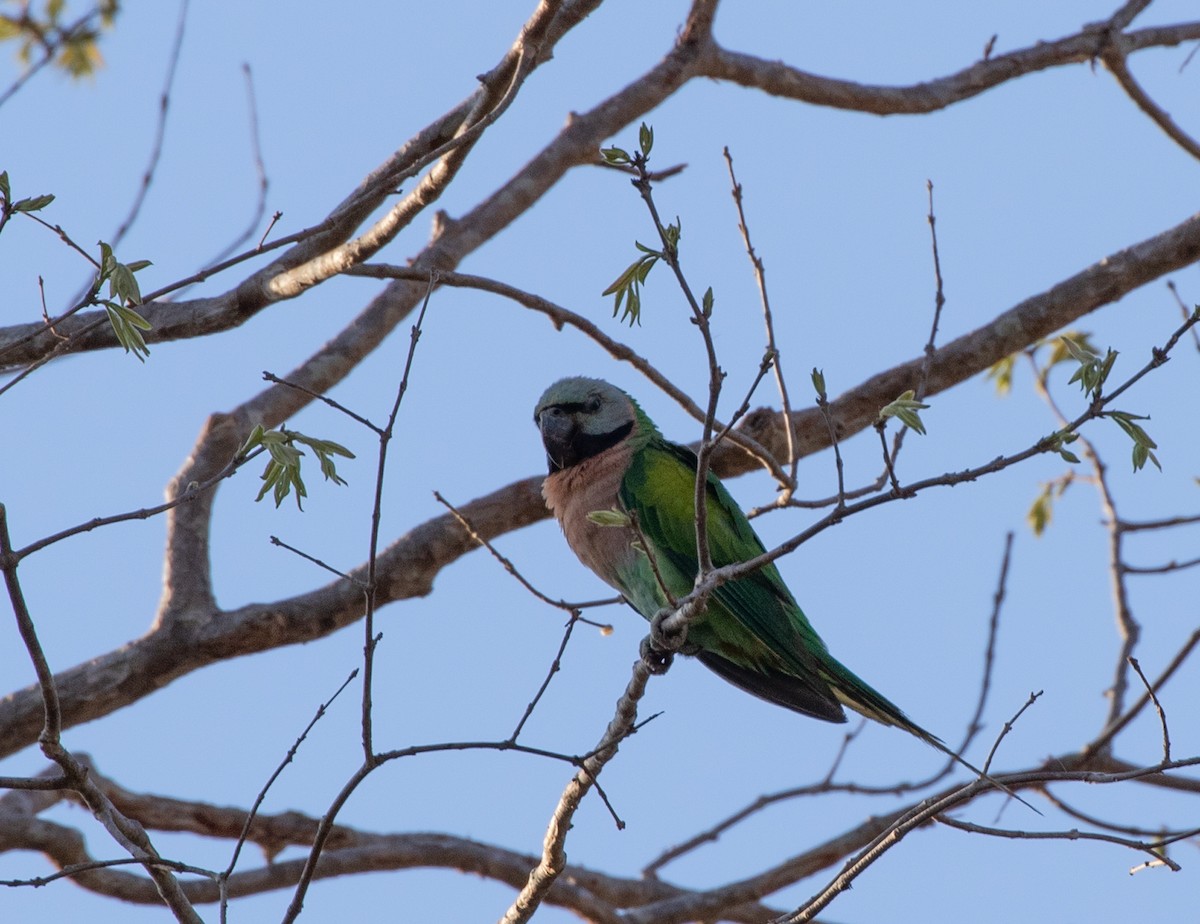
[2,1,1199,921]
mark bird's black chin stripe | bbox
[574,420,633,462]
[546,421,633,472]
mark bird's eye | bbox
[584,395,602,413]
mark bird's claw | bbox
[649,607,688,652]
[639,636,674,674]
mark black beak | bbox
[538,408,574,473]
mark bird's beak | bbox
[537,408,566,438]
[537,409,574,472]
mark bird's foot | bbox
[639,635,674,675]
[649,607,688,652]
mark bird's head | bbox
[534,377,640,473]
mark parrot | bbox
[533,375,999,775]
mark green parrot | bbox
[534,375,944,747]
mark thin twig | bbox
[499,659,651,923]
[1084,628,1200,757]
[269,535,364,586]
[509,616,580,743]
[221,670,358,883]
[629,152,723,578]
[1102,36,1200,162]
[108,0,190,251]
[724,147,797,490]
[875,422,903,494]
[263,371,382,435]
[1123,555,1200,575]
[1119,510,1200,531]
[983,691,1042,775]
[811,371,848,510]
[201,63,273,269]
[953,532,1013,760]
[1128,656,1171,762]
[936,814,1182,872]
[0,854,219,889]
[1165,280,1200,352]
[883,180,949,471]
[12,448,259,562]
[359,273,435,760]
[1025,350,1139,726]
[433,491,618,628]
[1040,788,1197,839]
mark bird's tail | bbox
[824,663,1040,815]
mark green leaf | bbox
[1058,334,1117,399]
[663,219,681,250]
[1026,473,1074,536]
[638,122,654,156]
[985,354,1016,396]
[1109,411,1161,473]
[1042,429,1081,465]
[238,424,267,458]
[1109,411,1154,444]
[1060,335,1097,365]
[1098,348,1118,384]
[109,261,143,304]
[1027,484,1052,537]
[12,193,55,213]
[701,286,714,318]
[114,303,151,330]
[295,433,356,487]
[250,427,356,508]
[0,170,9,199]
[588,508,632,528]
[102,301,151,361]
[600,146,630,165]
[1045,331,1098,368]
[878,389,930,435]
[602,249,659,326]
[98,242,116,285]
[811,367,826,400]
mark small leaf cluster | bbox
[1060,335,1117,400]
[599,122,654,166]
[1056,336,1160,472]
[601,239,664,326]
[986,329,1100,396]
[1109,411,1160,472]
[97,242,153,361]
[811,368,827,401]
[994,333,1163,475]
[1027,473,1075,537]
[0,171,55,216]
[1043,429,1082,465]
[600,123,687,326]
[878,390,930,435]
[239,425,356,509]
[0,170,55,236]
[0,0,119,79]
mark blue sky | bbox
[2,1,1199,921]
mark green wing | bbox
[620,437,929,734]
[619,438,848,721]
